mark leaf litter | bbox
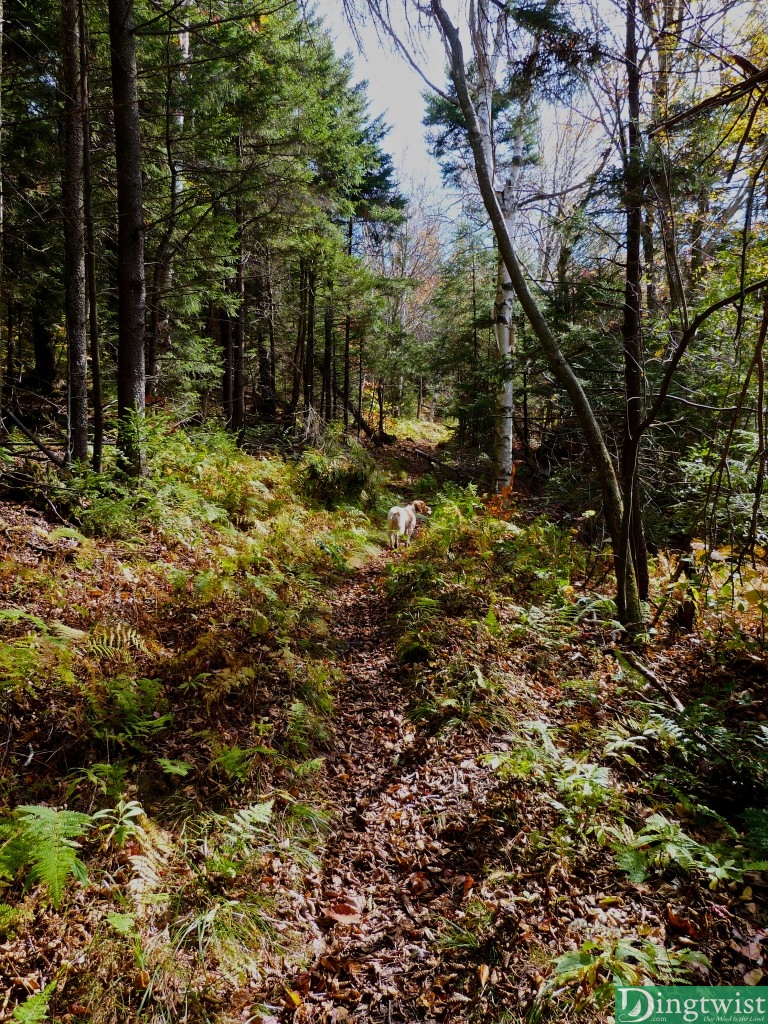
[1,466,766,1024]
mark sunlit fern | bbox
[87,622,148,662]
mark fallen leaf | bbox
[478,964,490,987]
[406,871,431,896]
[323,901,362,925]
[667,909,699,937]
[743,968,764,986]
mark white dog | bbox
[388,500,432,549]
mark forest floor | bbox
[262,547,764,1024]
[1,424,767,1024]
[266,553,507,1023]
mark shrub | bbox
[298,440,378,507]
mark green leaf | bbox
[156,758,192,776]
[106,912,136,935]
[12,806,93,908]
[484,603,500,636]
[616,846,648,883]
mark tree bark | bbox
[220,306,233,427]
[322,299,333,422]
[0,0,4,408]
[303,265,316,417]
[620,0,650,613]
[79,0,102,472]
[290,259,306,415]
[232,159,246,439]
[61,0,89,462]
[108,0,146,475]
[343,218,353,431]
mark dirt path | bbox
[277,557,503,1023]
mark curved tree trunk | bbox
[432,0,644,631]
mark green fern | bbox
[0,901,21,936]
[285,699,333,754]
[224,801,274,852]
[743,806,768,857]
[12,982,56,1023]
[0,806,93,908]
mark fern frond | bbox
[11,982,56,1023]
[88,622,147,661]
[9,806,92,908]
[225,801,274,848]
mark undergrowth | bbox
[383,483,768,1020]
[0,416,380,1022]
[3,427,767,1021]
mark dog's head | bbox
[412,500,432,516]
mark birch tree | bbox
[344,0,644,628]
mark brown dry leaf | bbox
[406,871,431,897]
[667,909,699,937]
[462,875,476,897]
[293,971,313,995]
[743,968,764,986]
[478,964,490,987]
[323,901,362,925]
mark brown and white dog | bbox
[387,500,432,549]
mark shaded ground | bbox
[272,555,513,1022]
[1,433,767,1024]
[265,542,767,1023]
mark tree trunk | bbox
[0,0,4,409]
[232,163,245,438]
[290,259,306,415]
[620,0,650,613]
[432,0,644,631]
[3,303,13,408]
[61,0,88,462]
[343,218,353,431]
[493,123,524,492]
[79,0,102,471]
[108,0,146,476]
[303,265,316,417]
[265,249,277,409]
[220,307,233,427]
[357,331,364,439]
[331,378,375,438]
[322,298,333,422]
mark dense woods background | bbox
[3,0,768,618]
[2,0,768,1021]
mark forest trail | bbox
[276,554,502,1023]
